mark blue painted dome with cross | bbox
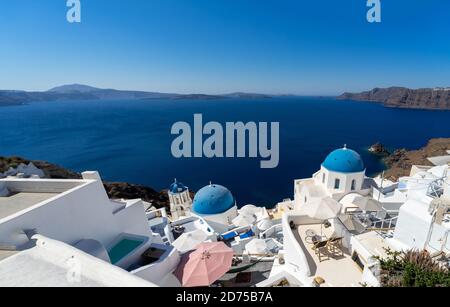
[169,180,188,194]
[322,146,365,173]
[192,184,235,215]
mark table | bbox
[305,229,320,244]
[305,229,317,238]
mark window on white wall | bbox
[351,180,356,191]
[322,173,326,183]
[334,179,340,189]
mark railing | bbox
[260,224,283,240]
[427,177,447,199]
[367,216,398,232]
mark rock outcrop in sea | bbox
[368,142,390,155]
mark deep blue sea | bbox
[1,98,450,207]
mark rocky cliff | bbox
[338,87,450,110]
[382,138,450,180]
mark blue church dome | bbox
[322,146,365,173]
[192,184,235,215]
[169,181,188,194]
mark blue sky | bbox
[1,0,449,95]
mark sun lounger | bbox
[239,229,254,239]
[221,231,239,241]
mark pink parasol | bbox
[174,242,234,287]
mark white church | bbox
[168,180,192,220]
[168,180,238,234]
[293,145,372,210]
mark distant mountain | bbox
[0,84,274,106]
[48,84,178,100]
[0,89,98,106]
[169,94,226,100]
[48,84,102,94]
[222,92,273,99]
[338,87,450,110]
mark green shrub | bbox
[378,249,450,287]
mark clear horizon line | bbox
[5,83,447,97]
[1,83,342,97]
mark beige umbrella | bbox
[245,239,269,255]
[172,230,208,254]
[353,197,382,212]
[257,219,274,232]
[239,205,260,215]
[305,197,342,220]
[232,213,256,227]
[305,197,342,237]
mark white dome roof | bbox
[240,205,260,215]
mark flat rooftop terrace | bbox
[0,178,87,220]
[0,192,59,220]
[294,223,363,287]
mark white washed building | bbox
[293,146,372,211]
[0,171,180,287]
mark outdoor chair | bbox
[328,237,344,256]
[312,240,330,262]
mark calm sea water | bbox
[1,98,450,207]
